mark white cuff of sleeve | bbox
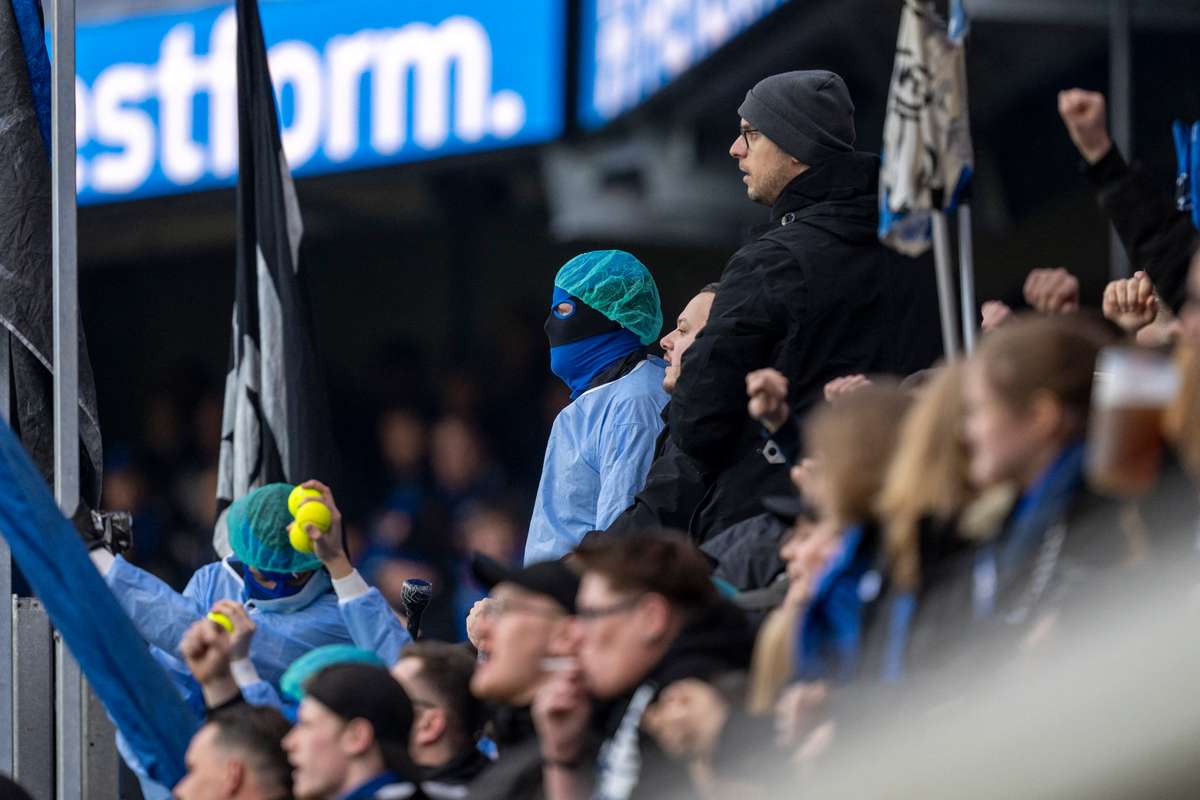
[332,570,370,602]
[89,549,116,576]
[229,658,261,688]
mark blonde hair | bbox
[804,384,913,529]
[746,604,800,715]
[877,362,972,591]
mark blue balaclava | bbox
[545,251,663,399]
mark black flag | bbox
[216,0,334,553]
[0,0,102,512]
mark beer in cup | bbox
[1086,347,1179,498]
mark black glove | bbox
[71,503,133,556]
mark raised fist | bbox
[1102,271,1158,334]
[1023,268,1080,315]
[1057,89,1112,164]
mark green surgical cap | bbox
[554,250,663,345]
[281,645,387,702]
[227,483,322,574]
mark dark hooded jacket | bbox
[590,601,756,800]
[668,152,943,539]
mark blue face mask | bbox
[546,286,642,398]
[549,329,643,399]
[242,563,311,601]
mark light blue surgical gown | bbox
[524,357,669,564]
[105,555,410,797]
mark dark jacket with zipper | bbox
[668,152,943,538]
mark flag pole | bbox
[50,0,85,793]
[958,203,977,353]
[932,211,962,360]
[51,0,77,519]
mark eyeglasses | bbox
[739,127,760,150]
[574,594,644,621]
[484,596,565,620]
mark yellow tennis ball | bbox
[288,486,323,517]
[206,612,234,634]
[288,522,314,553]
[294,500,331,533]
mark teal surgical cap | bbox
[554,250,663,346]
[227,483,322,574]
[281,645,387,702]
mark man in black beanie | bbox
[282,663,422,800]
[666,69,943,540]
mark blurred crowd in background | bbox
[101,323,569,642]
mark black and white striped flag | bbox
[215,0,334,554]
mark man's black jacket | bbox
[664,151,942,525]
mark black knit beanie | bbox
[738,70,856,165]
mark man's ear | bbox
[224,757,246,795]
[341,718,376,758]
[636,594,674,643]
[415,707,448,747]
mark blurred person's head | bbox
[177,465,220,531]
[279,645,386,705]
[804,383,913,530]
[731,70,856,205]
[457,505,519,563]
[102,449,148,513]
[964,315,1109,490]
[778,517,838,594]
[545,250,663,398]
[430,416,485,493]
[390,642,482,769]
[175,705,293,800]
[878,362,972,590]
[283,664,414,800]
[573,532,719,700]
[468,557,579,706]
[192,392,224,464]
[660,283,718,394]
[378,407,427,477]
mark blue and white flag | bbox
[879,0,974,256]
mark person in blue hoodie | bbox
[524,250,669,564]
